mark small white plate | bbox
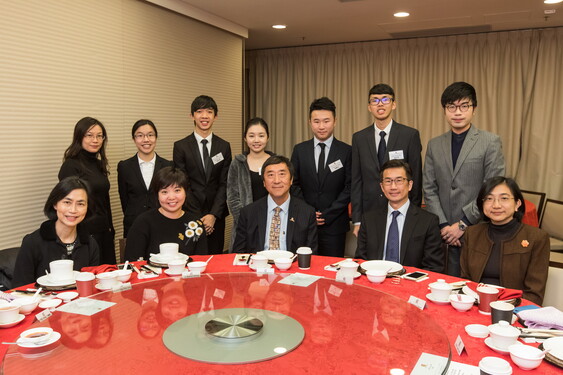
[38,299,62,310]
[543,337,563,361]
[57,292,78,302]
[36,271,79,287]
[249,263,273,271]
[360,260,402,274]
[164,269,184,276]
[149,253,189,264]
[17,331,61,348]
[465,324,489,338]
[426,293,451,305]
[0,314,25,329]
[485,337,522,355]
[95,282,122,291]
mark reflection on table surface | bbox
[3,273,450,374]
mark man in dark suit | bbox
[118,120,172,236]
[233,155,318,253]
[291,97,351,257]
[355,160,443,273]
[351,84,422,236]
[173,95,232,254]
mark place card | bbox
[255,267,274,274]
[182,271,199,278]
[112,282,132,292]
[408,295,427,310]
[35,309,52,322]
[454,335,466,356]
[57,298,115,316]
[278,273,320,287]
[233,254,251,265]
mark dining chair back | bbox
[540,199,563,251]
[0,247,20,291]
[521,190,546,218]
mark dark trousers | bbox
[446,245,461,277]
[317,228,346,257]
[207,218,226,254]
[93,228,116,265]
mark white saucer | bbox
[37,271,79,287]
[0,314,25,329]
[426,293,451,305]
[149,253,189,264]
[17,331,61,348]
[38,299,62,310]
[249,263,273,271]
[484,337,522,355]
[95,282,122,291]
[57,292,78,302]
[164,269,185,276]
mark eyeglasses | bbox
[84,134,105,141]
[482,195,515,204]
[445,103,474,113]
[369,97,393,106]
[382,177,409,186]
[134,133,156,140]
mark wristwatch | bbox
[458,220,468,231]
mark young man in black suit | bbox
[355,160,443,273]
[351,84,422,236]
[291,97,351,257]
[232,155,318,253]
[173,95,232,254]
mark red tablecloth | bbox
[1,254,558,374]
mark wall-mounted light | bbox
[394,12,410,18]
[272,25,287,29]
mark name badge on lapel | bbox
[389,150,404,160]
[328,160,343,172]
[211,153,224,165]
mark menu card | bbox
[411,353,478,375]
[56,297,115,316]
[278,273,320,287]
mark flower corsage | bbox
[183,220,204,244]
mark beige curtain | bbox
[247,28,563,201]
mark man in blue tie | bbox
[355,160,443,272]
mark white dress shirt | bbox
[193,132,213,168]
[137,154,156,189]
[374,119,394,154]
[382,200,410,260]
[314,135,334,172]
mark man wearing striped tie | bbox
[232,155,318,253]
[355,160,443,273]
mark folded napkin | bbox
[465,282,523,301]
[517,306,563,330]
[81,264,118,274]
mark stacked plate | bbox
[36,271,80,290]
[256,250,294,264]
[148,253,191,268]
[359,260,405,276]
[542,337,563,368]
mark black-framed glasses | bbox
[382,177,409,186]
[445,103,474,113]
[369,97,393,106]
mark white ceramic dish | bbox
[508,344,544,370]
[465,324,489,338]
[16,331,61,348]
[0,314,25,328]
[19,327,54,345]
[249,263,273,271]
[542,337,563,361]
[485,337,522,355]
[37,271,79,287]
[426,293,451,305]
[449,294,475,312]
[113,269,132,282]
[95,282,122,291]
[149,253,189,264]
[57,292,79,302]
[38,299,62,310]
[360,260,402,274]
[256,250,294,261]
[12,297,40,315]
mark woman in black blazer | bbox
[117,120,172,237]
[58,117,115,264]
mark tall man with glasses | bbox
[423,81,505,276]
[355,160,443,272]
[173,95,232,254]
[352,83,422,237]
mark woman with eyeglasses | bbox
[12,177,100,288]
[460,177,550,305]
[58,117,115,264]
[117,120,172,237]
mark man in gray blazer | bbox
[352,84,422,236]
[423,81,505,276]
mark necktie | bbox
[386,211,400,263]
[268,207,281,250]
[377,131,386,166]
[201,139,210,172]
[317,143,326,179]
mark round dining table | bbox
[0,254,559,374]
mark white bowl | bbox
[366,269,386,283]
[188,261,207,274]
[113,269,132,282]
[465,324,489,338]
[479,356,513,375]
[508,344,544,370]
[39,299,62,310]
[12,297,40,315]
[19,327,54,344]
[274,257,292,270]
[449,294,475,312]
[97,272,118,289]
[0,303,21,324]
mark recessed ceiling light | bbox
[394,12,410,18]
[544,0,562,4]
[272,24,287,29]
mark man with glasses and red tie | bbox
[351,84,423,238]
[355,160,443,273]
[423,82,505,276]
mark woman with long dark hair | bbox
[58,117,115,264]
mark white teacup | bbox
[0,304,20,324]
[49,259,74,281]
[250,255,268,269]
[428,279,453,301]
[168,259,186,275]
[339,260,358,278]
[97,272,118,289]
[187,261,207,275]
[274,257,292,270]
[159,243,179,257]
